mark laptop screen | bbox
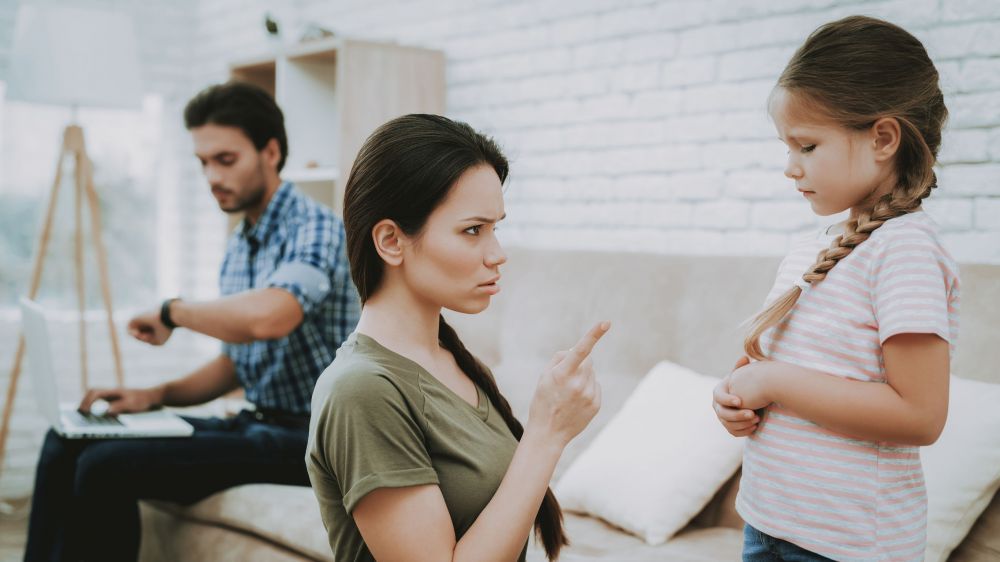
[20,297,65,427]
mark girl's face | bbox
[399,164,507,314]
[770,88,889,217]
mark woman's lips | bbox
[477,281,500,295]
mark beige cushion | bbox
[923,376,1000,562]
[555,361,744,545]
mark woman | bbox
[306,114,610,562]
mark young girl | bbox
[306,114,610,562]
[712,16,959,562]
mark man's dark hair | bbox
[184,81,288,172]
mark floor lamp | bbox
[0,4,143,501]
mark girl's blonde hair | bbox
[745,15,948,359]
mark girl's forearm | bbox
[760,362,940,445]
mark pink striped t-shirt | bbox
[735,211,960,562]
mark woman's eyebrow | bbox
[461,213,506,223]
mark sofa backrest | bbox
[449,248,999,383]
[446,248,1000,549]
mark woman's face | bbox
[400,164,507,314]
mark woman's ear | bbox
[372,219,405,266]
[871,117,901,162]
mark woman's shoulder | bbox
[322,355,395,396]
[312,335,424,414]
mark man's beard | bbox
[221,184,267,213]
[219,161,268,213]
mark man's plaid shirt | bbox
[220,182,360,415]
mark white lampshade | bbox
[6,4,142,109]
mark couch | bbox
[139,249,1000,561]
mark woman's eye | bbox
[800,145,816,153]
[464,225,481,235]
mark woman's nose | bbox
[485,238,507,267]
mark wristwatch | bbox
[160,298,180,330]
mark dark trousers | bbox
[743,524,837,562]
[24,410,311,562]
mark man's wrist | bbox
[160,298,180,330]
[147,384,168,408]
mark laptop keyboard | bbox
[67,411,124,427]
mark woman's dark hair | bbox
[746,15,948,359]
[343,114,568,559]
[183,81,289,172]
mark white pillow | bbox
[555,360,743,545]
[923,375,1000,562]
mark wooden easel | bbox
[0,125,125,486]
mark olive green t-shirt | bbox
[306,332,526,562]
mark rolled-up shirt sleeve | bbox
[266,214,335,316]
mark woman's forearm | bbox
[453,429,564,562]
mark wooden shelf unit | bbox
[229,38,446,216]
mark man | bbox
[24,82,360,562]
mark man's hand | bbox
[128,308,173,345]
[79,387,164,415]
[713,356,761,437]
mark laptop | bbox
[20,297,194,439]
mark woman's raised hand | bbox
[527,321,610,447]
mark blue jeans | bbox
[743,524,836,562]
[24,410,310,562]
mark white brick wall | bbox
[176,0,993,265]
[2,0,999,499]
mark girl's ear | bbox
[871,117,902,162]
[372,219,405,266]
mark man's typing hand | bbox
[79,387,164,415]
